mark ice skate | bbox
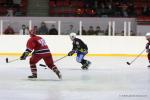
[147,65,150,68]
[53,69,62,79]
[28,74,37,79]
[81,61,91,70]
[56,71,62,79]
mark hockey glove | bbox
[20,52,30,60]
[68,50,75,56]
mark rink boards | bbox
[0,35,147,57]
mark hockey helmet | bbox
[146,32,150,39]
[70,32,76,40]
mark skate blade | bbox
[28,78,37,81]
[58,74,62,80]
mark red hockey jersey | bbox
[25,36,50,54]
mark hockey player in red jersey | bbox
[20,30,62,79]
[145,33,150,67]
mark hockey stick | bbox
[6,57,20,63]
[126,48,145,65]
[54,55,68,63]
[5,54,32,63]
[39,55,68,68]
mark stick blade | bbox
[6,58,8,63]
[126,62,130,65]
[39,64,46,67]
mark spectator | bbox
[4,25,15,35]
[99,3,107,17]
[32,26,38,33]
[63,24,76,35]
[19,24,29,35]
[118,30,135,36]
[130,30,136,36]
[6,8,14,16]
[87,26,95,35]
[95,26,104,35]
[127,3,135,17]
[38,22,48,35]
[77,26,86,35]
[121,7,128,17]
[142,6,150,16]
[48,24,58,35]
[107,2,115,17]
[81,26,87,35]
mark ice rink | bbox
[0,56,150,100]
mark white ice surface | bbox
[0,56,150,100]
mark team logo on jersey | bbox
[76,41,79,45]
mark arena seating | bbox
[1,0,150,17]
[20,0,28,15]
[0,0,28,16]
[48,0,150,17]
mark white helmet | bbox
[70,32,76,40]
[146,32,150,39]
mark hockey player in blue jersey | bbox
[68,32,91,70]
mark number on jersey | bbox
[38,39,46,46]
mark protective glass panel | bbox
[2,20,29,35]
[60,21,79,35]
[82,19,107,36]
[31,20,58,35]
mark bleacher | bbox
[0,0,150,17]
[48,0,149,17]
[49,0,96,17]
[0,0,28,16]
[0,0,150,36]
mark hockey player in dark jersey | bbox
[68,32,91,70]
[145,33,150,67]
[20,30,62,79]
